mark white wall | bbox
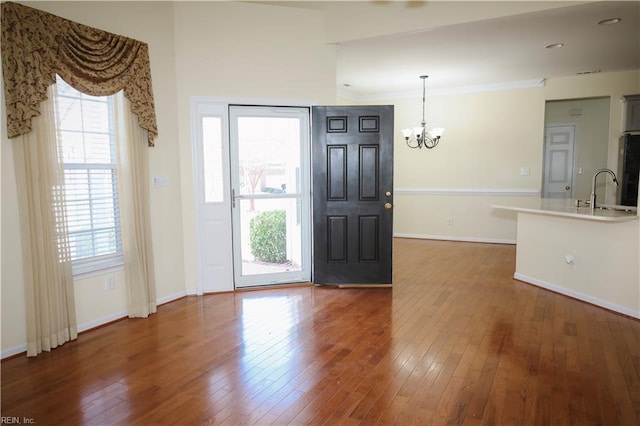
[172,1,336,294]
[390,84,544,242]
[386,70,639,242]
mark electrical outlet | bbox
[105,275,115,291]
[520,167,530,176]
[447,216,454,226]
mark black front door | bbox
[311,105,394,285]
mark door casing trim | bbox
[190,96,316,294]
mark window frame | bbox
[54,77,124,278]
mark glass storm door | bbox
[229,106,311,288]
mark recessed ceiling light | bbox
[598,18,621,25]
[545,43,565,49]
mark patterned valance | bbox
[1,2,157,146]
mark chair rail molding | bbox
[394,187,541,197]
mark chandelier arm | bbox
[424,136,439,149]
[405,137,422,149]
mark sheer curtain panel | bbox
[115,93,157,317]
[13,87,78,357]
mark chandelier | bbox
[401,75,445,149]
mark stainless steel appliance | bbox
[618,132,640,206]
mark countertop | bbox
[492,199,638,222]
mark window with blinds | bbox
[54,76,123,271]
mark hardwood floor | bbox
[2,238,639,425]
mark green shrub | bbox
[249,210,286,263]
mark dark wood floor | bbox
[2,238,639,425]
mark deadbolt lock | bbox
[385,191,392,197]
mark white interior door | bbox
[543,124,576,199]
[229,106,311,288]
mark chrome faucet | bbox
[590,168,619,209]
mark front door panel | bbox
[312,106,394,284]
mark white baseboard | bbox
[394,233,516,245]
[2,291,192,359]
[2,311,130,359]
[78,311,128,333]
[514,272,640,319]
[79,291,189,332]
[1,344,27,359]
[157,290,189,305]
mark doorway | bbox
[191,100,311,292]
[542,97,611,201]
[192,99,394,292]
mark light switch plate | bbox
[153,175,169,187]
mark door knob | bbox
[384,202,393,209]
[565,185,571,190]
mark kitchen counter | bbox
[492,199,639,319]
[492,199,638,222]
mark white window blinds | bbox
[54,76,123,264]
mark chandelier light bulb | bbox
[429,127,445,138]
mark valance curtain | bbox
[2,2,159,356]
[1,1,157,146]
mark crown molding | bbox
[339,78,546,102]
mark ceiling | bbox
[263,1,640,100]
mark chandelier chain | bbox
[421,75,427,127]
